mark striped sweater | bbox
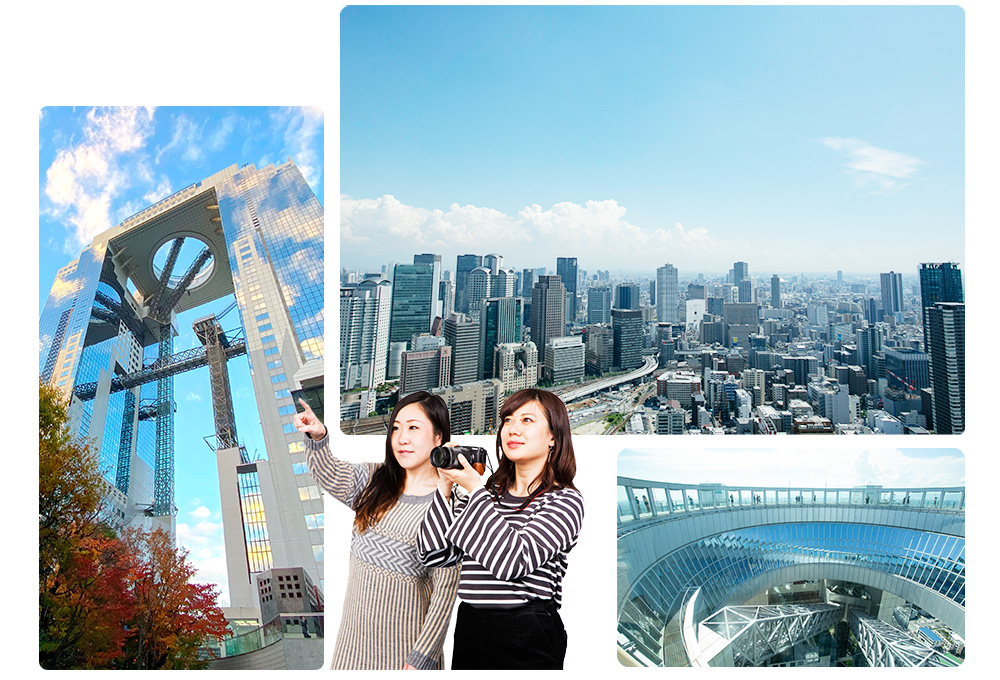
[305,435,460,669]
[417,485,585,608]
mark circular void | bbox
[152,235,215,291]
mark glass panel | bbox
[617,485,634,522]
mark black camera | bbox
[430,445,488,474]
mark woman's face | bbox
[390,403,442,472]
[500,400,555,467]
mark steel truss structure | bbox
[701,604,842,666]
[849,610,953,667]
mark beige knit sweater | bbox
[306,435,459,669]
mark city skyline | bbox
[342,6,964,273]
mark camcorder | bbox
[430,445,488,474]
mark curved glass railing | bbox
[618,479,964,535]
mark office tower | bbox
[480,297,524,379]
[806,304,828,326]
[492,267,516,298]
[530,275,566,367]
[856,325,883,377]
[612,309,643,370]
[38,161,324,612]
[585,325,614,375]
[557,257,579,323]
[837,270,844,283]
[648,280,656,307]
[467,266,492,321]
[737,278,753,303]
[521,268,536,297]
[927,302,965,434]
[615,283,640,311]
[918,263,963,350]
[880,271,904,318]
[400,344,451,396]
[431,379,504,434]
[454,254,482,314]
[413,253,442,320]
[438,279,454,318]
[588,285,612,324]
[884,347,930,392]
[656,265,679,324]
[484,253,502,274]
[544,336,585,384]
[656,405,686,434]
[442,313,480,385]
[733,261,749,283]
[862,297,879,324]
[494,342,538,394]
[770,275,781,309]
[389,263,435,351]
[340,278,391,414]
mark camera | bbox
[430,445,488,474]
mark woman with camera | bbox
[296,391,460,670]
[417,388,585,669]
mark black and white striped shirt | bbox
[417,485,584,609]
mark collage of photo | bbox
[35,3,973,674]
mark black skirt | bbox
[451,599,567,670]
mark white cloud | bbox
[185,391,202,402]
[819,137,924,194]
[43,107,156,251]
[142,178,173,204]
[156,114,202,164]
[272,107,323,189]
[190,505,212,520]
[341,194,722,269]
[176,518,229,606]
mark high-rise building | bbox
[484,253,502,274]
[770,274,781,309]
[480,297,524,379]
[656,265,678,324]
[856,325,883,377]
[585,325,614,375]
[918,263,963,350]
[389,263,435,350]
[544,336,585,384]
[927,302,964,434]
[438,278,455,319]
[494,341,538,394]
[413,253,442,320]
[884,347,930,392]
[587,285,612,324]
[556,257,579,323]
[520,268,536,298]
[492,267,516,298]
[530,275,566,369]
[400,344,451,396]
[615,283,640,311]
[454,254,482,314]
[467,266,492,322]
[38,161,324,613]
[737,278,753,304]
[733,261,749,283]
[442,313,480,385]
[880,271,904,319]
[340,278,391,414]
[612,309,643,370]
[431,379,503,435]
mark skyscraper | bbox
[389,263,435,350]
[733,261,749,284]
[340,278,391,414]
[480,297,524,379]
[612,309,643,371]
[927,302,964,434]
[656,264,678,324]
[530,275,566,369]
[413,253,443,320]
[587,285,612,324]
[556,257,579,323]
[38,161,324,612]
[455,254,482,314]
[770,274,781,309]
[467,266,492,321]
[918,263,963,350]
[615,283,640,311]
[880,271,904,319]
[443,313,480,385]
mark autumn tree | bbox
[40,382,134,669]
[119,527,231,669]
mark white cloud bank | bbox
[341,194,722,270]
[819,137,924,195]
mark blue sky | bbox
[38,106,324,602]
[341,5,964,275]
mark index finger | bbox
[298,398,313,413]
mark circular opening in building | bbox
[152,236,215,291]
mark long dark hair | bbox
[353,391,450,532]
[487,388,577,503]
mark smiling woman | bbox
[297,392,460,670]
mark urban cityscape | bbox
[617,448,965,667]
[339,256,964,436]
